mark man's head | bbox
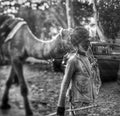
[71,26,90,47]
[70,26,90,52]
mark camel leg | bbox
[1,67,16,109]
[12,58,33,116]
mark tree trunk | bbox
[92,0,107,42]
[66,0,74,28]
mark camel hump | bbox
[0,14,24,44]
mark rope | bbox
[46,104,98,116]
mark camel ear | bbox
[59,28,65,37]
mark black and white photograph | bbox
[0,0,120,116]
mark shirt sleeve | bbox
[57,57,76,107]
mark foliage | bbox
[0,0,94,39]
[98,0,120,39]
[16,7,46,38]
[72,0,93,26]
[73,0,120,40]
[1,0,120,40]
[0,0,67,39]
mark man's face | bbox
[80,39,90,51]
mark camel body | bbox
[0,15,74,116]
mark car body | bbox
[53,42,120,82]
[91,42,120,82]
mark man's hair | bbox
[71,26,90,46]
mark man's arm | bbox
[57,56,76,115]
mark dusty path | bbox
[0,64,120,116]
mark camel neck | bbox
[23,26,67,60]
[27,32,62,59]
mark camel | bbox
[0,15,75,116]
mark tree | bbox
[72,0,93,26]
[1,0,120,41]
[66,0,74,28]
[97,0,120,40]
[92,0,107,42]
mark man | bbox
[56,27,101,116]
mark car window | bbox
[92,45,110,55]
[91,43,120,55]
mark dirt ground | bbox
[0,64,120,116]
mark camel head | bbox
[50,28,74,59]
[58,28,74,53]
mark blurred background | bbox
[1,0,120,43]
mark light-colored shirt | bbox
[57,51,101,107]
